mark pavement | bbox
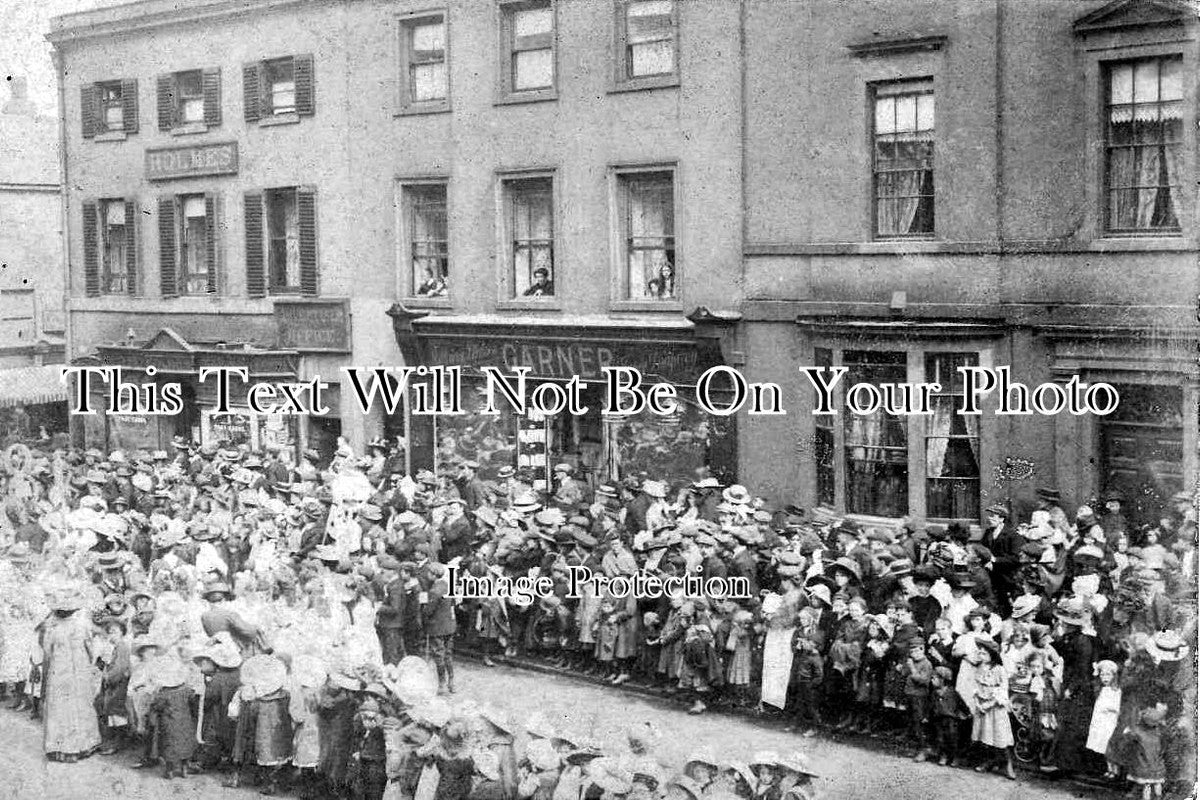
[0,661,1118,800]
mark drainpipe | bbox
[50,44,76,442]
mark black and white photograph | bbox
[0,0,1197,798]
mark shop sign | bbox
[423,337,706,385]
[275,299,351,353]
[145,142,238,181]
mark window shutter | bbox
[202,67,222,127]
[121,78,139,134]
[156,74,177,131]
[80,84,97,139]
[82,201,99,297]
[294,54,315,116]
[125,199,139,296]
[205,193,219,294]
[297,186,318,296]
[244,192,266,298]
[242,63,262,123]
[158,196,177,299]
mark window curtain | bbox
[877,166,924,235]
[284,198,300,287]
[926,399,953,477]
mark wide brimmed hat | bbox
[242,654,287,695]
[984,503,1009,519]
[512,492,542,513]
[721,485,751,505]
[1053,597,1088,626]
[1010,595,1041,619]
[827,556,861,583]
[202,581,234,600]
[195,640,243,669]
[1146,630,1190,663]
[359,503,383,522]
[49,587,85,612]
[131,635,160,654]
[4,541,33,563]
[535,508,566,527]
[684,749,720,770]
[642,480,667,499]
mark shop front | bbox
[89,328,301,456]
[387,306,741,490]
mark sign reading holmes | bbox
[275,299,351,353]
[146,142,238,181]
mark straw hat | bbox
[641,480,667,499]
[242,654,287,695]
[1145,630,1190,663]
[721,485,751,505]
[49,586,85,612]
[1010,595,1041,619]
[194,640,243,670]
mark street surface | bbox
[0,661,1116,800]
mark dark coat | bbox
[728,548,760,597]
[422,579,457,637]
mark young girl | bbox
[852,615,891,733]
[969,640,1016,780]
[725,609,755,704]
[1086,660,1122,780]
[1122,706,1167,799]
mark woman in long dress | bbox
[41,588,101,761]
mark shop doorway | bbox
[1100,384,1184,528]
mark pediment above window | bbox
[1074,0,1195,37]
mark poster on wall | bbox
[517,410,549,492]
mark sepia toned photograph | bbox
[0,0,1196,798]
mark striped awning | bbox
[0,364,69,409]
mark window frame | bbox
[397,9,451,115]
[609,163,682,311]
[497,0,558,105]
[265,186,301,295]
[869,77,936,241]
[263,57,297,117]
[611,0,680,93]
[97,81,125,133]
[98,197,131,295]
[175,70,206,126]
[496,169,560,309]
[398,177,451,307]
[176,193,214,296]
[1101,54,1184,236]
[923,352,981,521]
[808,343,990,525]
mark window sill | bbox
[259,113,301,128]
[1089,234,1191,252]
[171,122,209,136]
[608,74,680,94]
[403,296,452,309]
[609,299,684,313]
[495,90,558,107]
[496,298,563,311]
[396,102,451,117]
[93,130,128,142]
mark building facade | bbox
[49,0,744,483]
[0,77,69,438]
[738,0,1198,528]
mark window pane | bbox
[874,96,895,135]
[514,49,553,90]
[509,179,553,297]
[267,189,299,290]
[412,20,445,54]
[177,71,203,97]
[1160,58,1182,101]
[1133,60,1159,102]
[412,63,447,101]
[272,82,296,114]
[1110,63,1133,104]
[630,40,674,77]
[514,6,552,38]
[181,97,205,124]
[842,351,908,516]
[915,94,934,131]
[408,185,448,296]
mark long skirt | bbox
[972,706,1014,749]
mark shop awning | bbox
[0,364,69,408]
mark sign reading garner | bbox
[145,142,238,181]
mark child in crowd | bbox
[790,629,824,736]
[1087,660,1122,780]
[931,666,967,766]
[147,659,196,779]
[903,641,933,760]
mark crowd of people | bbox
[0,434,1194,800]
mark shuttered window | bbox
[86,198,137,296]
[83,79,138,137]
[245,55,314,121]
[253,187,318,297]
[176,194,217,295]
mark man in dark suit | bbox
[421,563,458,694]
[727,534,760,597]
[375,560,421,664]
[984,503,1023,615]
[455,461,488,511]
